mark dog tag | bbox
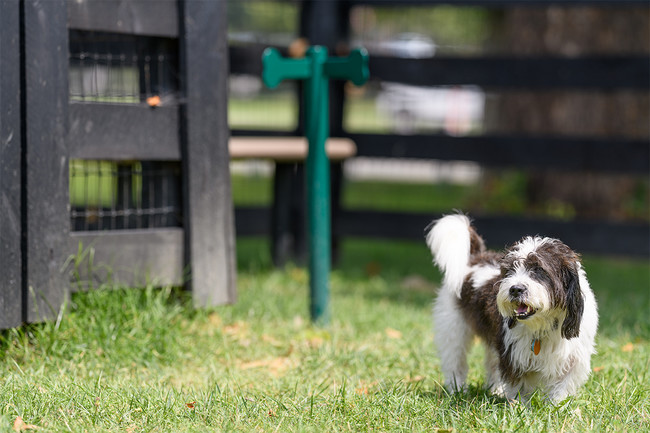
[531,339,541,356]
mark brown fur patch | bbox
[468,226,486,256]
[457,256,524,385]
[458,274,502,347]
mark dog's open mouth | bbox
[514,303,536,320]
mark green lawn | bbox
[0,237,648,432]
[231,174,473,213]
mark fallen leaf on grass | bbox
[435,429,454,433]
[572,407,583,421]
[292,315,305,329]
[401,275,435,291]
[593,366,604,373]
[186,401,196,410]
[365,261,381,277]
[299,329,331,349]
[405,375,425,383]
[621,342,635,352]
[238,357,295,376]
[355,381,378,396]
[223,321,247,336]
[385,327,403,339]
[13,417,39,432]
[208,312,222,327]
[306,335,324,348]
[289,267,308,284]
[262,334,283,347]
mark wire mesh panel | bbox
[69,30,179,103]
[69,30,183,233]
[70,161,182,231]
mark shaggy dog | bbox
[426,214,598,403]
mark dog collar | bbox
[531,339,541,356]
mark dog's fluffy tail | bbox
[425,214,485,298]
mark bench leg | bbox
[271,161,343,268]
[330,161,343,266]
[271,162,295,267]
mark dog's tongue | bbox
[516,304,529,315]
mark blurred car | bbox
[375,33,437,58]
[376,83,485,135]
[373,33,485,135]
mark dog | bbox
[426,214,598,403]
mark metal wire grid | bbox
[69,30,179,103]
[70,161,182,232]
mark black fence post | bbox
[300,0,351,137]
[0,0,23,329]
[179,0,237,307]
[22,0,70,323]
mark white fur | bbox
[471,264,500,288]
[496,265,553,331]
[426,214,471,298]
[427,215,598,403]
[433,287,472,391]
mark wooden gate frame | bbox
[0,0,236,329]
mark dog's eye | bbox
[531,266,550,282]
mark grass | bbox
[229,93,298,131]
[0,237,648,432]
[232,171,649,220]
[230,173,472,212]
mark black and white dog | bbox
[426,214,598,402]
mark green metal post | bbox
[262,46,368,324]
[304,47,331,323]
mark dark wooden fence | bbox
[0,0,236,330]
[230,0,650,258]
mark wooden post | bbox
[179,0,237,307]
[0,0,23,329]
[22,0,70,323]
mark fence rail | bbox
[230,0,650,258]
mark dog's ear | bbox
[561,263,584,339]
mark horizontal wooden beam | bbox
[69,228,185,289]
[234,206,649,257]
[347,133,649,174]
[230,44,290,76]
[351,0,648,6]
[337,210,650,257]
[230,45,649,90]
[369,55,649,90]
[68,0,178,37]
[69,103,181,160]
[231,129,300,138]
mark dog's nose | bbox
[509,285,526,298]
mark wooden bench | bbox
[229,136,357,266]
[229,136,356,161]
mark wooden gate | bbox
[0,0,236,329]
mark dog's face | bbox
[496,237,584,339]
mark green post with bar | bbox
[262,46,369,324]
